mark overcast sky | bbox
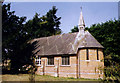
[4,2,118,33]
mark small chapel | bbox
[31,8,104,79]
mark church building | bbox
[31,9,104,79]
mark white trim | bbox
[44,72,55,74]
[36,64,41,66]
[80,65,102,67]
[60,65,71,67]
[39,72,103,75]
[80,73,103,75]
[80,70,100,72]
[46,65,55,67]
[80,60,101,61]
[59,72,76,75]
[85,60,90,62]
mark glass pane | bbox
[97,49,99,60]
[62,57,65,65]
[86,49,89,60]
[68,56,69,65]
[62,56,69,65]
[48,57,54,65]
[65,57,68,65]
[48,58,50,65]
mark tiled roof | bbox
[30,31,103,56]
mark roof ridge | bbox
[32,32,78,41]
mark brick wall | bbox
[78,49,104,79]
[36,55,77,78]
[36,48,104,79]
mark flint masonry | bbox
[31,9,104,79]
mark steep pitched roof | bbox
[31,31,103,56]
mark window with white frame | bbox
[35,56,41,66]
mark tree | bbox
[2,3,62,73]
[45,6,61,35]
[70,26,89,33]
[25,6,61,40]
[88,20,120,57]
[70,26,78,33]
[2,3,27,71]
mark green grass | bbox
[2,74,100,81]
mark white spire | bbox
[78,7,85,34]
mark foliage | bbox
[2,3,61,73]
[2,3,27,72]
[104,54,120,81]
[70,26,78,33]
[87,20,120,57]
[24,6,61,39]
[70,26,88,33]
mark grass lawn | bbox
[2,74,100,81]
